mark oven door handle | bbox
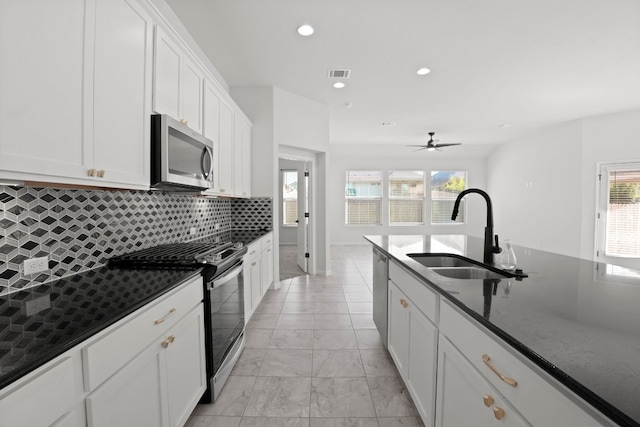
[210,262,243,289]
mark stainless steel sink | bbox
[429,266,509,280]
[407,253,475,268]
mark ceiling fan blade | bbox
[434,143,462,148]
[406,144,428,147]
[412,147,429,152]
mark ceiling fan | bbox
[407,132,462,152]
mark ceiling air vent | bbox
[328,69,351,79]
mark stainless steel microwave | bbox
[150,114,214,191]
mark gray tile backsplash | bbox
[0,186,272,293]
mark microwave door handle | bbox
[200,146,213,180]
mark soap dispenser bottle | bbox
[499,239,517,271]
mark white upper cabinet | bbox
[89,0,153,187]
[0,0,152,189]
[153,27,204,134]
[217,98,235,195]
[0,0,86,181]
[233,114,252,198]
[202,79,222,194]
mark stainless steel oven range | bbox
[109,241,248,403]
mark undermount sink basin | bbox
[407,253,476,268]
[429,266,509,280]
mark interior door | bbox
[297,164,309,272]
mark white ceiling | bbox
[164,0,640,148]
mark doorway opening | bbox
[279,158,310,280]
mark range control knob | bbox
[233,242,244,249]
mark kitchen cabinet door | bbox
[0,0,86,180]
[233,113,251,197]
[249,256,262,311]
[153,27,181,120]
[261,243,274,294]
[180,58,204,134]
[86,340,170,427]
[165,305,207,427]
[387,281,410,376]
[406,301,438,426]
[217,99,235,195]
[202,79,222,195]
[436,336,529,427]
[89,0,152,187]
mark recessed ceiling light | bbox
[417,68,431,75]
[333,82,345,89]
[297,25,314,36]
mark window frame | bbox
[282,169,298,227]
[388,170,425,226]
[344,170,383,226]
[430,170,468,225]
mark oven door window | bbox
[209,266,244,373]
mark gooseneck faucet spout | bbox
[451,188,502,265]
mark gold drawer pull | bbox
[251,262,256,266]
[88,168,96,177]
[161,335,175,348]
[154,308,176,325]
[483,394,494,407]
[220,189,225,192]
[400,299,408,308]
[493,406,505,420]
[97,169,105,178]
[482,354,518,387]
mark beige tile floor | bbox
[186,245,425,427]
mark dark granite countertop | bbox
[0,266,202,390]
[365,234,640,427]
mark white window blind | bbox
[282,170,298,226]
[605,169,640,258]
[389,171,424,224]
[431,170,466,224]
[345,171,382,225]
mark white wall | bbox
[487,109,640,264]
[329,147,488,245]
[487,121,584,256]
[274,88,330,152]
[580,109,640,263]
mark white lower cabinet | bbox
[436,335,529,427]
[388,262,438,426]
[244,232,275,323]
[385,258,610,427]
[86,304,205,427]
[261,237,274,295]
[0,355,81,427]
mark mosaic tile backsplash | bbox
[0,186,272,293]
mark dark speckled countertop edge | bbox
[0,268,202,390]
[364,235,639,427]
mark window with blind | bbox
[431,170,466,224]
[282,170,298,226]
[389,170,424,225]
[345,171,382,225]
[601,165,640,258]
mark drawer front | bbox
[440,301,606,427]
[389,260,437,322]
[0,357,76,427]
[261,233,273,250]
[246,240,261,260]
[83,276,203,391]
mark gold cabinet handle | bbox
[250,250,256,255]
[97,169,105,178]
[267,248,271,252]
[180,119,188,125]
[251,262,256,266]
[400,299,408,308]
[87,168,96,177]
[482,354,518,387]
[161,334,175,348]
[483,394,494,407]
[220,188,226,192]
[493,406,505,420]
[154,308,176,325]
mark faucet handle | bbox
[494,235,502,253]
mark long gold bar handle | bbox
[482,354,518,387]
[493,406,505,420]
[154,308,176,325]
[161,335,175,348]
